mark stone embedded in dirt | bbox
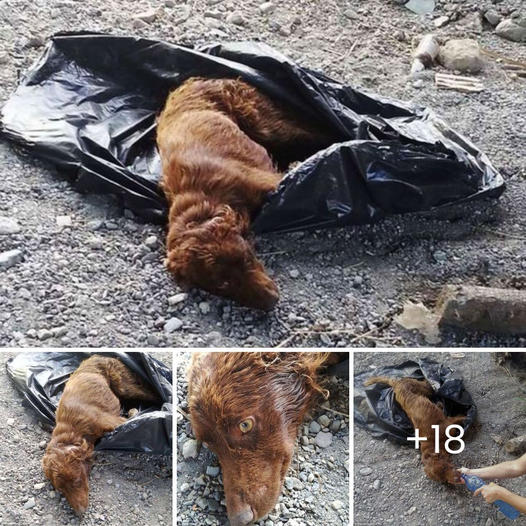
[314,431,333,448]
[164,317,183,333]
[133,8,159,24]
[436,285,526,335]
[168,292,188,305]
[438,39,483,73]
[226,11,245,25]
[36,329,52,341]
[0,216,21,235]
[330,419,341,433]
[359,466,373,476]
[196,496,207,510]
[7,418,14,426]
[88,237,104,250]
[484,9,502,27]
[24,497,36,510]
[34,482,46,490]
[495,19,526,43]
[180,482,190,492]
[459,12,483,34]
[289,269,300,278]
[331,500,344,510]
[433,16,449,28]
[182,438,199,459]
[0,249,23,270]
[373,479,381,489]
[56,215,72,227]
[147,334,160,346]
[0,51,9,64]
[199,301,211,314]
[505,435,526,455]
[259,2,274,14]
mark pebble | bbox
[147,334,160,346]
[484,9,502,26]
[144,235,158,249]
[373,479,381,490]
[412,79,425,89]
[24,497,36,510]
[168,292,188,305]
[196,496,208,510]
[164,317,183,333]
[0,217,21,235]
[330,419,341,432]
[87,219,104,231]
[206,466,220,477]
[34,482,46,490]
[7,418,14,426]
[88,237,104,250]
[433,250,447,263]
[433,15,449,28]
[407,506,417,515]
[0,51,9,64]
[259,2,274,14]
[182,439,199,459]
[331,500,343,510]
[226,11,245,25]
[0,249,23,269]
[37,329,53,341]
[314,431,333,448]
[317,414,330,428]
[309,421,321,434]
[289,269,300,278]
[359,467,373,476]
[199,302,211,314]
[56,215,72,227]
[180,482,190,492]
[133,8,158,24]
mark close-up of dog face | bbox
[166,207,279,311]
[42,440,92,515]
[187,352,331,525]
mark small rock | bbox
[259,2,274,14]
[0,51,9,64]
[373,479,381,490]
[168,293,188,306]
[26,35,44,48]
[87,219,104,231]
[226,11,245,25]
[331,500,343,510]
[495,19,526,43]
[34,482,46,490]
[484,9,502,26]
[37,329,53,341]
[289,269,300,278]
[412,79,425,89]
[309,421,321,434]
[199,302,211,314]
[180,482,190,492]
[133,8,158,24]
[164,317,183,333]
[353,276,363,288]
[182,439,199,459]
[7,418,14,426]
[330,420,341,433]
[196,496,208,510]
[206,466,220,477]
[144,235,158,249]
[0,249,22,269]
[56,215,72,227]
[24,497,36,510]
[407,506,417,516]
[0,217,21,235]
[317,414,330,428]
[438,39,483,73]
[147,334,160,346]
[88,237,104,250]
[433,16,449,28]
[433,250,447,263]
[314,431,333,448]
[359,467,373,476]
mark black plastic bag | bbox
[354,359,476,444]
[0,33,504,233]
[6,351,172,454]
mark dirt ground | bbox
[176,351,350,526]
[0,350,172,526]
[354,351,526,526]
[0,0,525,348]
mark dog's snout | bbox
[229,507,254,526]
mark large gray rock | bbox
[438,39,483,73]
[495,19,526,43]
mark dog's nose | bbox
[229,507,254,526]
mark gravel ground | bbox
[354,351,526,526]
[0,350,172,526]
[176,351,350,526]
[0,0,525,348]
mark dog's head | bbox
[166,204,279,310]
[42,439,93,515]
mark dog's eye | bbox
[239,418,254,433]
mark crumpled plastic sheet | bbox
[354,358,476,444]
[6,351,172,454]
[0,33,504,234]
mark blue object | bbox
[462,474,520,520]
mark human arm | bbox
[459,453,526,480]
[474,483,526,515]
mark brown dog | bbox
[364,376,465,484]
[42,355,160,515]
[156,77,332,310]
[187,351,345,526]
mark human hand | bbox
[474,483,504,503]
[457,467,471,483]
